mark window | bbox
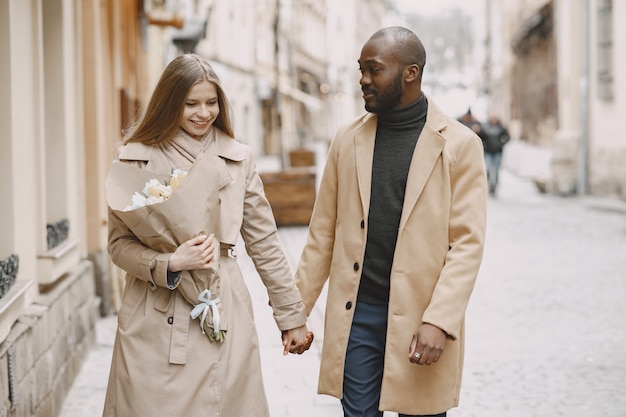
[37,0,81,285]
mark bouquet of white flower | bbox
[105,153,227,342]
[123,169,188,211]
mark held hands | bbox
[408,323,447,366]
[168,233,215,272]
[281,325,314,356]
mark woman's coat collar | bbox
[116,128,247,163]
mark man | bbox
[294,27,487,416]
[481,112,510,195]
[457,108,483,136]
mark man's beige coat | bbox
[295,98,487,415]
[103,129,307,417]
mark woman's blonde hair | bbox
[124,54,234,144]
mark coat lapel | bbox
[355,114,377,218]
[211,129,248,190]
[398,98,447,232]
[353,100,448,231]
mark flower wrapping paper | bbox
[105,152,227,340]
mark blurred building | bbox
[188,0,396,224]
[0,0,176,414]
[188,0,331,168]
[486,0,625,199]
[0,0,398,414]
[193,0,395,168]
[553,0,624,198]
[400,8,484,119]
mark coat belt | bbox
[220,243,237,258]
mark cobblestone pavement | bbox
[60,167,626,417]
[447,170,626,417]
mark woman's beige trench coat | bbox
[103,129,307,417]
[295,97,487,415]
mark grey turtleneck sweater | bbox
[357,94,428,305]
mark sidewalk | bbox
[59,226,342,417]
[502,139,626,214]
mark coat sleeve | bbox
[107,159,177,291]
[239,148,307,331]
[422,132,487,340]
[294,134,340,315]
[108,207,175,290]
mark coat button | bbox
[360,220,365,229]
[345,301,352,310]
[167,317,174,325]
[353,262,359,271]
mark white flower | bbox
[144,179,171,199]
[145,195,165,205]
[123,192,147,211]
[123,170,188,211]
[169,169,187,192]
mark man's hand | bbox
[281,325,314,355]
[408,323,447,365]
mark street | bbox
[60,167,626,417]
[449,169,626,416]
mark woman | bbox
[103,53,313,416]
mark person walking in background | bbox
[103,53,313,417]
[294,27,487,416]
[481,112,510,195]
[457,108,483,136]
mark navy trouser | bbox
[342,302,446,417]
[484,151,503,193]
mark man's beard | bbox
[364,70,403,114]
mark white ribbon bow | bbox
[190,289,221,335]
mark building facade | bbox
[553,0,625,197]
[486,0,625,199]
[0,0,163,414]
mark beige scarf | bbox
[158,127,216,171]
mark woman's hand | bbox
[168,233,215,272]
[281,325,314,356]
